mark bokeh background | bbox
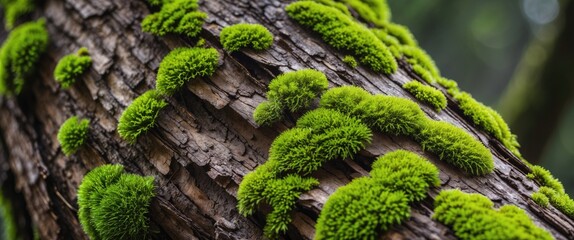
[389,0,574,194]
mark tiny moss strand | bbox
[117,90,168,143]
[403,81,447,111]
[433,189,552,240]
[54,47,92,89]
[286,1,397,74]
[57,116,90,156]
[220,23,274,52]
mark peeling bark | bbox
[0,0,573,239]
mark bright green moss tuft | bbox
[54,47,92,89]
[253,69,329,125]
[339,0,391,27]
[437,77,460,96]
[538,187,574,218]
[0,0,35,30]
[141,0,207,38]
[0,191,17,240]
[57,116,90,156]
[220,23,273,53]
[320,86,494,175]
[155,47,219,95]
[315,150,439,240]
[286,1,397,74]
[527,165,574,218]
[0,19,48,95]
[401,46,440,83]
[433,189,552,240]
[532,192,549,208]
[527,165,565,193]
[342,55,357,68]
[117,90,168,143]
[238,108,372,238]
[403,81,447,111]
[77,165,155,240]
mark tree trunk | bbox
[0,0,573,239]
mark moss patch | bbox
[0,19,48,95]
[315,150,439,239]
[57,116,90,156]
[54,47,92,89]
[338,0,391,27]
[320,85,493,175]
[403,80,447,111]
[0,0,35,29]
[141,0,207,38]
[434,189,552,240]
[77,164,155,240]
[220,23,273,53]
[117,90,168,143]
[0,190,17,240]
[286,1,397,74]
[253,69,328,126]
[528,165,574,218]
[238,108,372,238]
[156,47,219,96]
[342,55,357,68]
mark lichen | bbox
[155,47,219,95]
[433,189,552,240]
[141,0,207,38]
[238,108,372,238]
[0,0,35,30]
[0,19,48,95]
[402,80,447,111]
[77,164,155,240]
[219,23,274,53]
[320,85,493,175]
[54,47,92,89]
[253,69,329,125]
[286,1,397,74]
[57,116,90,156]
[315,150,439,240]
[117,90,168,143]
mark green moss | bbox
[403,81,447,111]
[437,77,460,96]
[54,47,92,89]
[380,22,417,47]
[0,0,34,29]
[527,165,574,218]
[309,0,352,16]
[0,19,48,95]
[342,55,357,68]
[57,116,90,156]
[155,47,219,95]
[286,1,397,74]
[253,69,329,125]
[320,86,494,175]
[532,192,549,208]
[527,165,565,193]
[0,191,17,240]
[538,187,574,218]
[455,92,521,157]
[401,46,440,83]
[433,189,552,240]
[238,108,372,238]
[141,0,207,38]
[337,0,391,27]
[117,90,168,143]
[315,150,439,240]
[77,165,155,240]
[219,23,273,53]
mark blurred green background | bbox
[389,0,574,195]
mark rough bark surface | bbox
[0,0,573,239]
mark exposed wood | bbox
[0,0,572,239]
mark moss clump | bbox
[141,0,207,38]
[433,189,552,240]
[238,108,372,238]
[57,116,90,156]
[0,19,48,95]
[527,165,564,193]
[320,86,493,175]
[527,165,574,218]
[77,164,155,240]
[403,81,447,111]
[0,191,17,240]
[155,47,219,95]
[532,192,549,208]
[401,46,440,83]
[253,69,329,125]
[455,92,521,158]
[338,0,391,27]
[54,48,92,89]
[117,90,168,143]
[219,23,274,53]
[342,55,357,68]
[315,150,439,240]
[286,1,397,74]
[0,0,34,29]
[538,187,574,217]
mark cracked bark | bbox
[0,0,573,239]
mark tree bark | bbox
[0,0,573,239]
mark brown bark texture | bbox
[0,0,573,239]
